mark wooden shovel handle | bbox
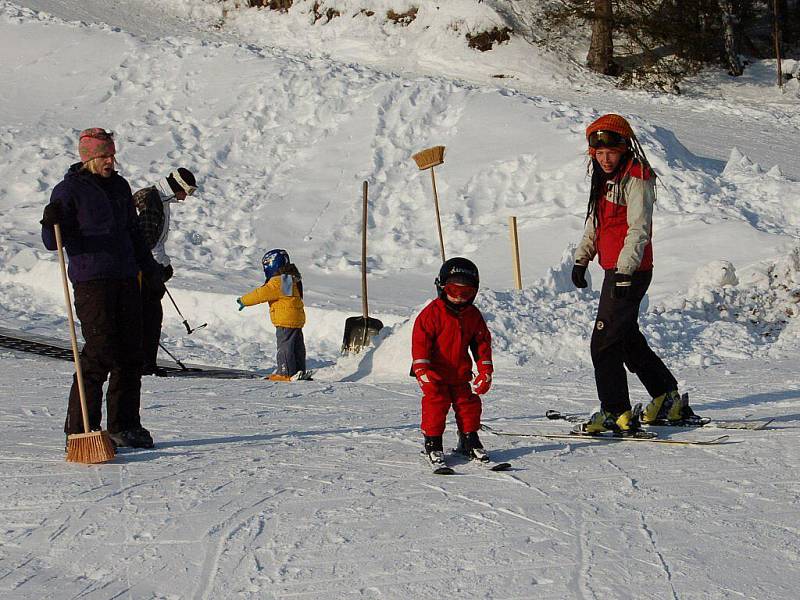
[54,224,91,434]
[361,181,369,319]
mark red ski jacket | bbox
[411,298,493,385]
[575,158,655,275]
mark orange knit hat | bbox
[586,114,634,158]
[585,114,634,141]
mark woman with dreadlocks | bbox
[571,114,694,435]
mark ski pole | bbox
[158,341,188,370]
[164,286,207,335]
[545,410,584,423]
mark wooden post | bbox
[509,216,522,290]
[774,0,783,90]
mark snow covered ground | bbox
[3,352,800,599]
[1,1,800,598]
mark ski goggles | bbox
[173,170,197,196]
[443,282,477,302]
[588,130,628,149]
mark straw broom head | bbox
[66,431,116,464]
[412,145,445,170]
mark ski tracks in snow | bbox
[195,489,287,600]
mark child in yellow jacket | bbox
[237,249,307,381]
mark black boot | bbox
[108,427,154,449]
[456,431,489,462]
[424,435,443,455]
[423,435,450,472]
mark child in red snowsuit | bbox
[411,257,493,466]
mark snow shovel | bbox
[412,145,446,262]
[55,224,115,464]
[341,181,384,354]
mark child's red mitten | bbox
[472,370,492,395]
[414,366,441,393]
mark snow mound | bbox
[689,260,739,291]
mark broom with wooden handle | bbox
[55,224,116,464]
[412,145,446,262]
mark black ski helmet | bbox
[435,257,480,298]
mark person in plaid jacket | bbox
[132,167,197,375]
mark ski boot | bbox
[424,435,452,474]
[643,391,702,426]
[455,430,490,463]
[668,392,703,425]
[290,370,314,381]
[643,390,678,424]
[575,404,644,437]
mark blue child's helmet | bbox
[262,249,289,280]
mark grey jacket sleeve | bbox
[616,176,655,275]
[574,216,597,266]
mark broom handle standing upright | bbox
[54,224,91,435]
[361,181,369,320]
[430,168,446,262]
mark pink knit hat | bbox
[78,128,116,162]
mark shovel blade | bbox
[341,316,384,354]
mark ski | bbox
[563,431,732,445]
[421,450,454,475]
[481,459,512,471]
[452,446,511,471]
[481,424,729,446]
[546,409,772,430]
[0,326,261,379]
[710,419,773,430]
[478,460,512,472]
[644,417,774,430]
[646,415,712,427]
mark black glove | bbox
[612,272,632,299]
[40,203,61,228]
[571,263,588,288]
[163,264,174,282]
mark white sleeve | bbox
[574,215,597,266]
[616,176,654,275]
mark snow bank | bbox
[3,1,800,381]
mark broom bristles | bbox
[65,431,116,464]
[412,145,445,170]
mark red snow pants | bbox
[420,383,482,437]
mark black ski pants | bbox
[590,269,678,415]
[64,278,144,435]
[141,276,165,370]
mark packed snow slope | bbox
[3,354,800,599]
[2,2,800,599]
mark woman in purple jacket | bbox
[41,128,163,449]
